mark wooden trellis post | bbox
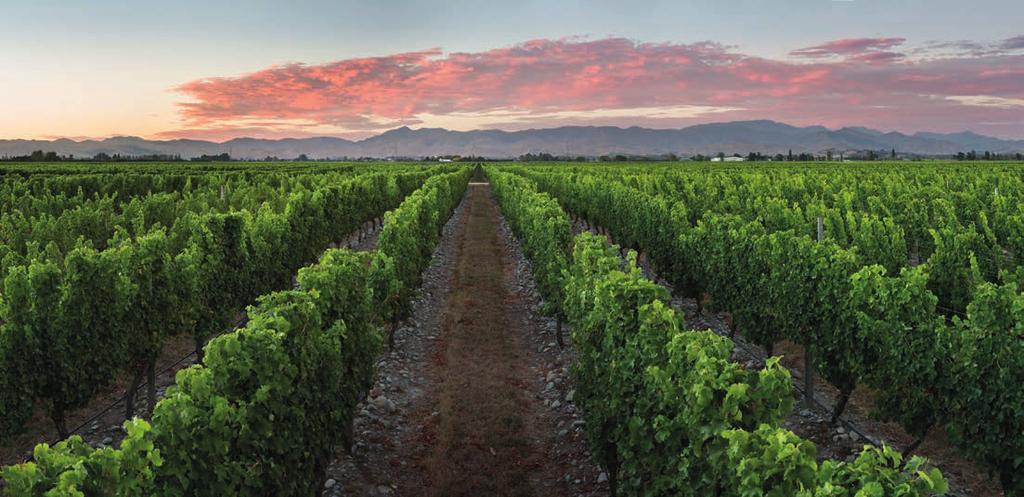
[805,216,823,408]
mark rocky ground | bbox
[325,184,607,497]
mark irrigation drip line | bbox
[44,315,250,450]
[703,320,880,449]
[936,305,970,319]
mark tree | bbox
[191,153,231,162]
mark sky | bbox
[2,0,1023,141]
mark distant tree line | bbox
[190,153,233,162]
[691,149,1024,162]
[2,150,69,161]
[0,150,186,162]
[517,153,681,162]
[955,151,1024,161]
[95,153,184,161]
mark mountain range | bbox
[2,120,1023,159]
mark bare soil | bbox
[326,184,605,497]
[420,183,539,495]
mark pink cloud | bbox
[167,36,1024,139]
[153,125,375,142]
[789,37,906,60]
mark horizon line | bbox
[0,119,1014,144]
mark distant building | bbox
[711,156,746,162]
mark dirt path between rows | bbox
[421,182,539,495]
[327,184,605,497]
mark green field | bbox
[1,161,1021,496]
